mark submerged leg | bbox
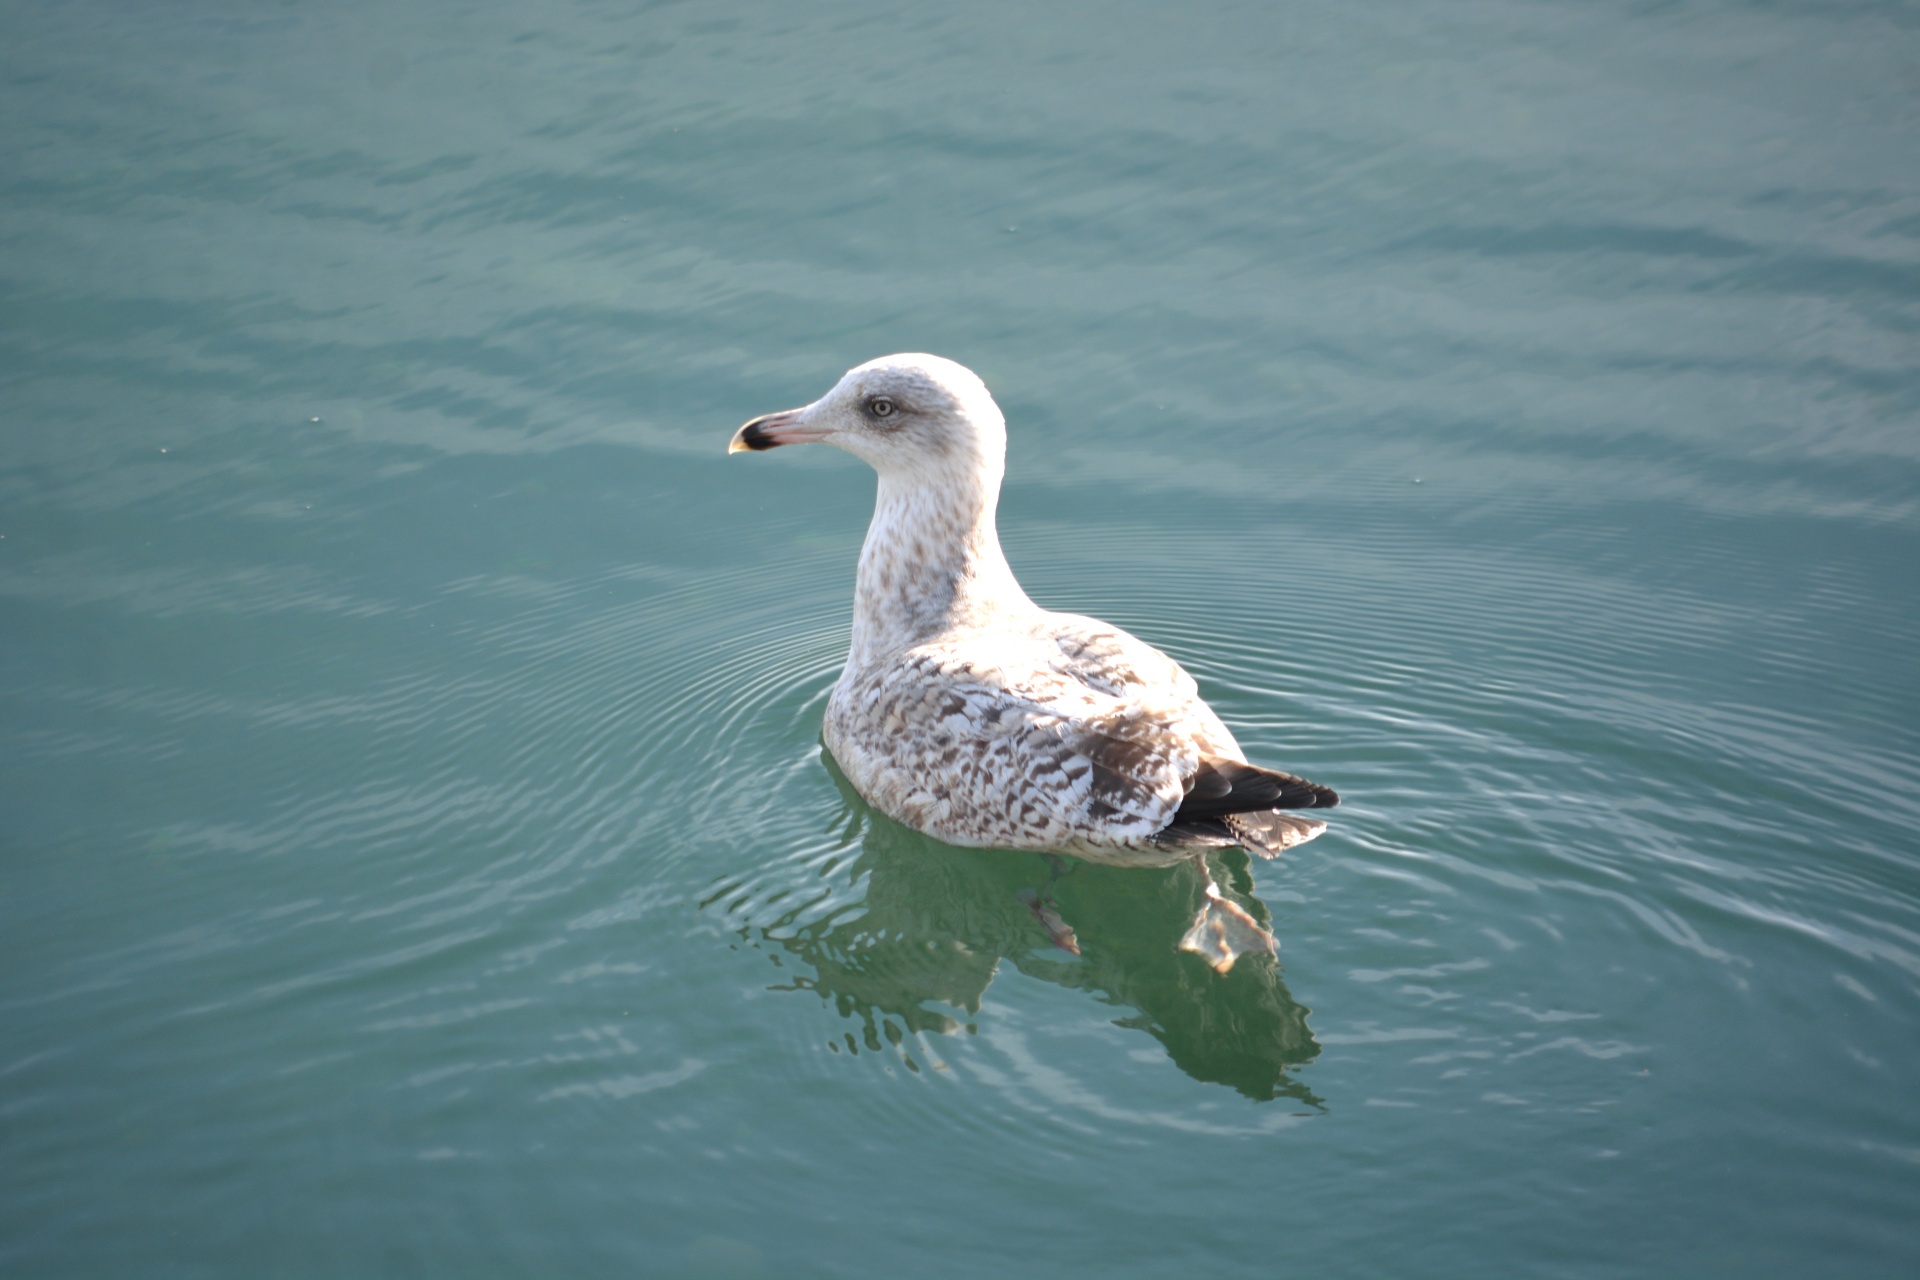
[1178,853,1277,974]
[1019,854,1081,955]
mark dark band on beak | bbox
[733,414,786,451]
[728,407,824,454]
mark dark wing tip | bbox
[1175,757,1340,821]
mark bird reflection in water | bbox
[729,754,1323,1105]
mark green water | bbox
[4,1,1918,1275]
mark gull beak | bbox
[728,406,831,454]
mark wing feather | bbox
[822,613,1336,858]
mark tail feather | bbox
[1222,812,1327,859]
[1154,757,1339,856]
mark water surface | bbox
[4,1,1918,1276]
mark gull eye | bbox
[868,396,895,420]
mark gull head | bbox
[729,354,1006,487]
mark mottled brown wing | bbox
[1040,614,1199,700]
[856,633,1203,846]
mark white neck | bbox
[847,467,1034,667]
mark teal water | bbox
[4,1,1919,1275]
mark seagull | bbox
[729,354,1337,970]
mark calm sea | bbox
[4,1,1917,1276]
